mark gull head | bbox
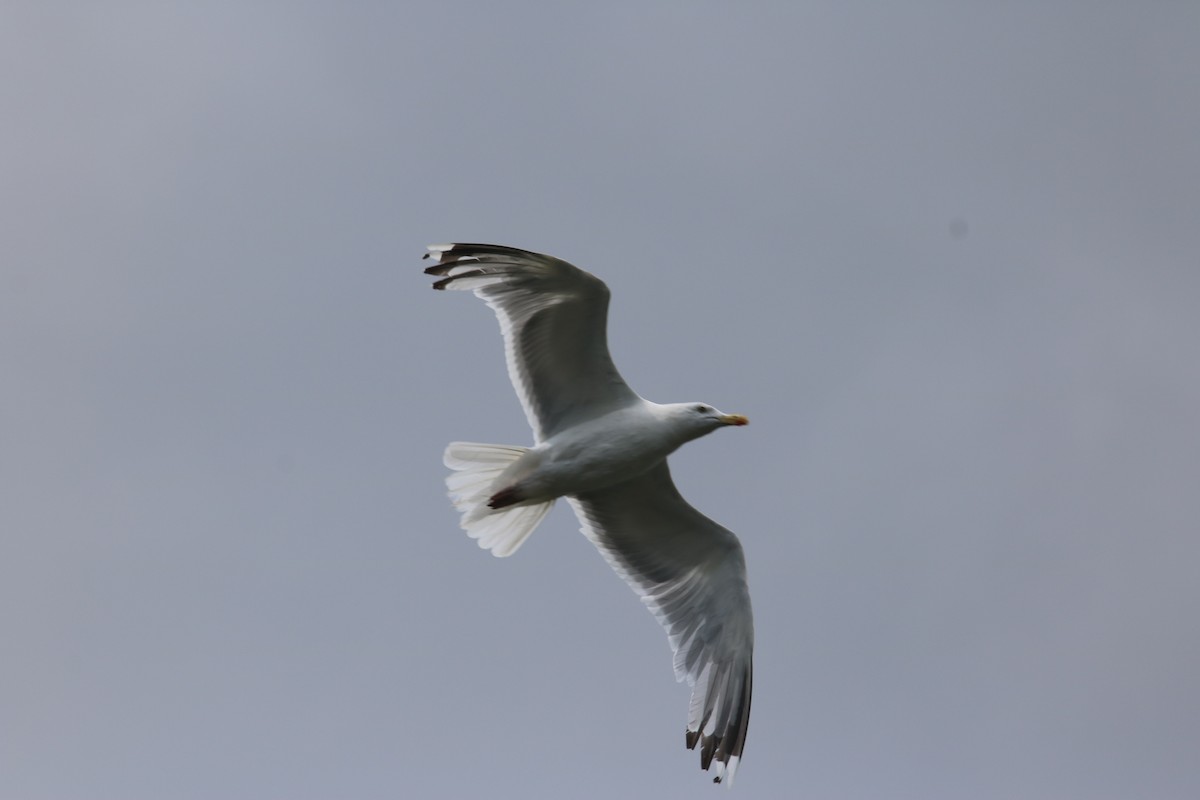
[665,402,749,442]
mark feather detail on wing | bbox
[424,244,639,441]
[568,462,754,784]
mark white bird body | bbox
[425,243,754,784]
[497,401,745,506]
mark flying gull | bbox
[424,243,754,783]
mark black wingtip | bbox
[423,250,454,288]
[684,662,752,783]
[429,268,487,291]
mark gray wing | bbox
[568,462,754,784]
[424,243,639,442]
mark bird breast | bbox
[527,405,679,498]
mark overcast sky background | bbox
[3,3,1199,799]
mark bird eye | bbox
[695,405,710,414]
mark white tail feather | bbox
[442,442,553,557]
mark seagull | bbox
[424,243,754,784]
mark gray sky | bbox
[3,3,1199,798]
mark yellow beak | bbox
[719,414,749,426]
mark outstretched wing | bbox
[568,462,754,784]
[424,243,640,442]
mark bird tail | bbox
[442,442,554,557]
